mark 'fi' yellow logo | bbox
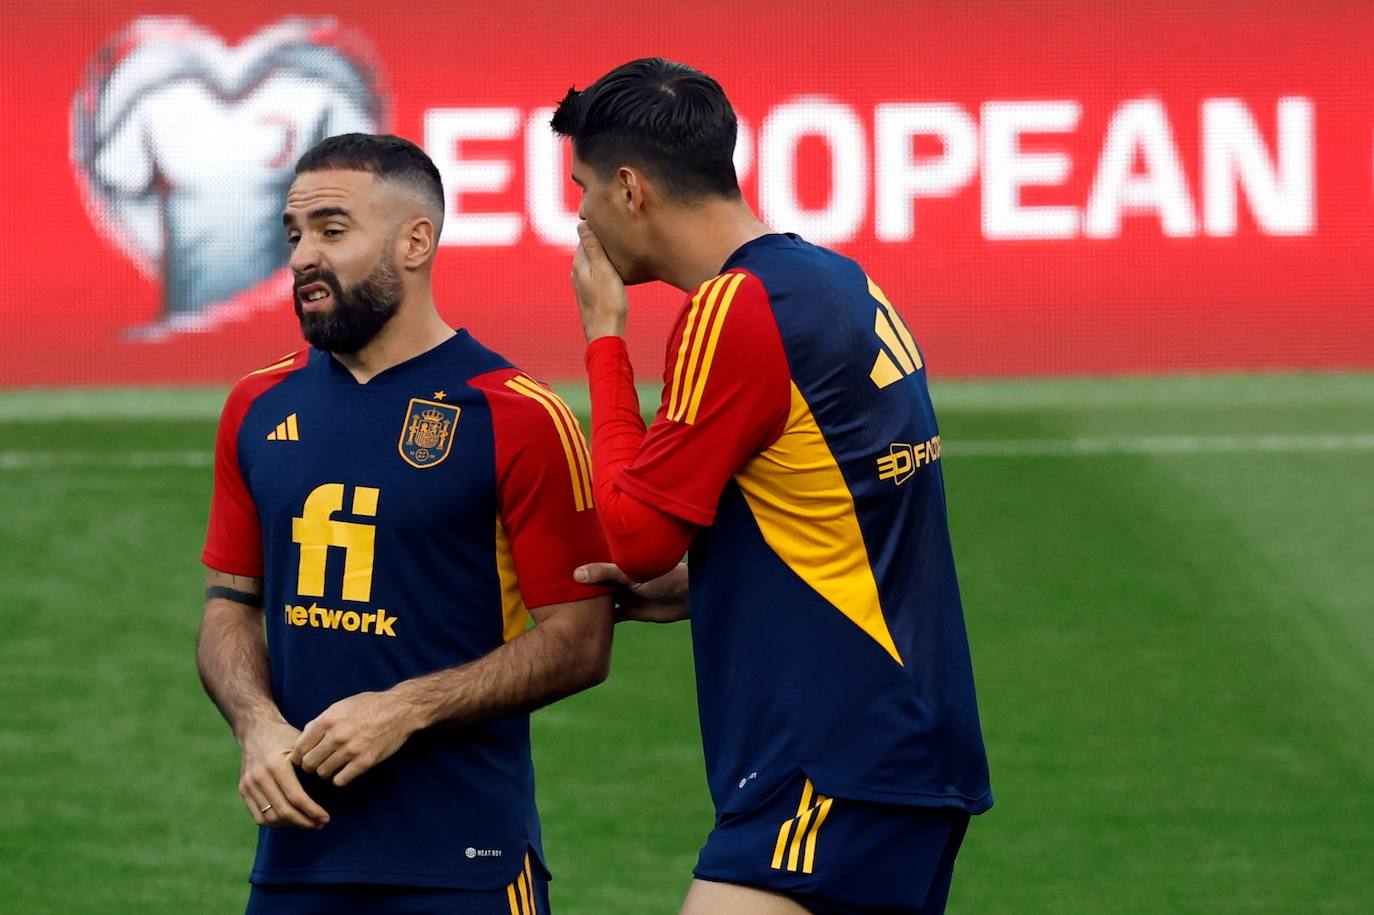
[292,483,378,602]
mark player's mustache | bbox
[294,270,344,298]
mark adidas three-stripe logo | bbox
[771,779,834,875]
[868,277,924,389]
[266,413,300,442]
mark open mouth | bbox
[296,282,332,312]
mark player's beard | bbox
[294,253,403,354]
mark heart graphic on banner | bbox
[71,17,386,336]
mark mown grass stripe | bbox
[4,433,1372,471]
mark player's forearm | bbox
[585,335,647,500]
[584,337,695,579]
[196,600,285,740]
[386,605,611,731]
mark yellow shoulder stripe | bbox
[667,276,719,422]
[504,375,595,512]
[667,271,747,424]
[244,352,299,378]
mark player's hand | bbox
[291,691,420,788]
[238,718,330,830]
[571,221,628,341]
[575,562,690,623]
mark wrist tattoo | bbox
[206,586,264,608]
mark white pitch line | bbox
[2,433,1373,471]
[0,451,213,470]
[954,433,1374,457]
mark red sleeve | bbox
[201,352,307,576]
[583,338,697,582]
[475,370,613,609]
[615,269,791,525]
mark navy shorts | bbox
[245,854,549,915]
[694,771,970,915]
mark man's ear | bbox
[617,165,648,215]
[401,217,438,267]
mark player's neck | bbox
[331,292,454,384]
[656,201,772,291]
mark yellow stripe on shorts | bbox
[506,852,538,914]
[771,778,834,874]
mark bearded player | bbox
[197,133,611,914]
[554,61,992,915]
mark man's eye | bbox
[286,234,300,246]
[324,228,345,238]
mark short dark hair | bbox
[295,133,445,216]
[551,58,740,201]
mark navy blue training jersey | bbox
[203,330,609,888]
[618,234,993,818]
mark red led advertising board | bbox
[1,0,1371,385]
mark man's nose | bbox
[290,237,321,275]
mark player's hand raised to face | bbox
[576,561,691,623]
[291,691,421,788]
[571,221,629,341]
[239,719,330,830]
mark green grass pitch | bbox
[1,374,1372,913]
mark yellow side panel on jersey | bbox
[495,518,529,642]
[734,383,903,666]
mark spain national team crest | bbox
[398,399,460,469]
